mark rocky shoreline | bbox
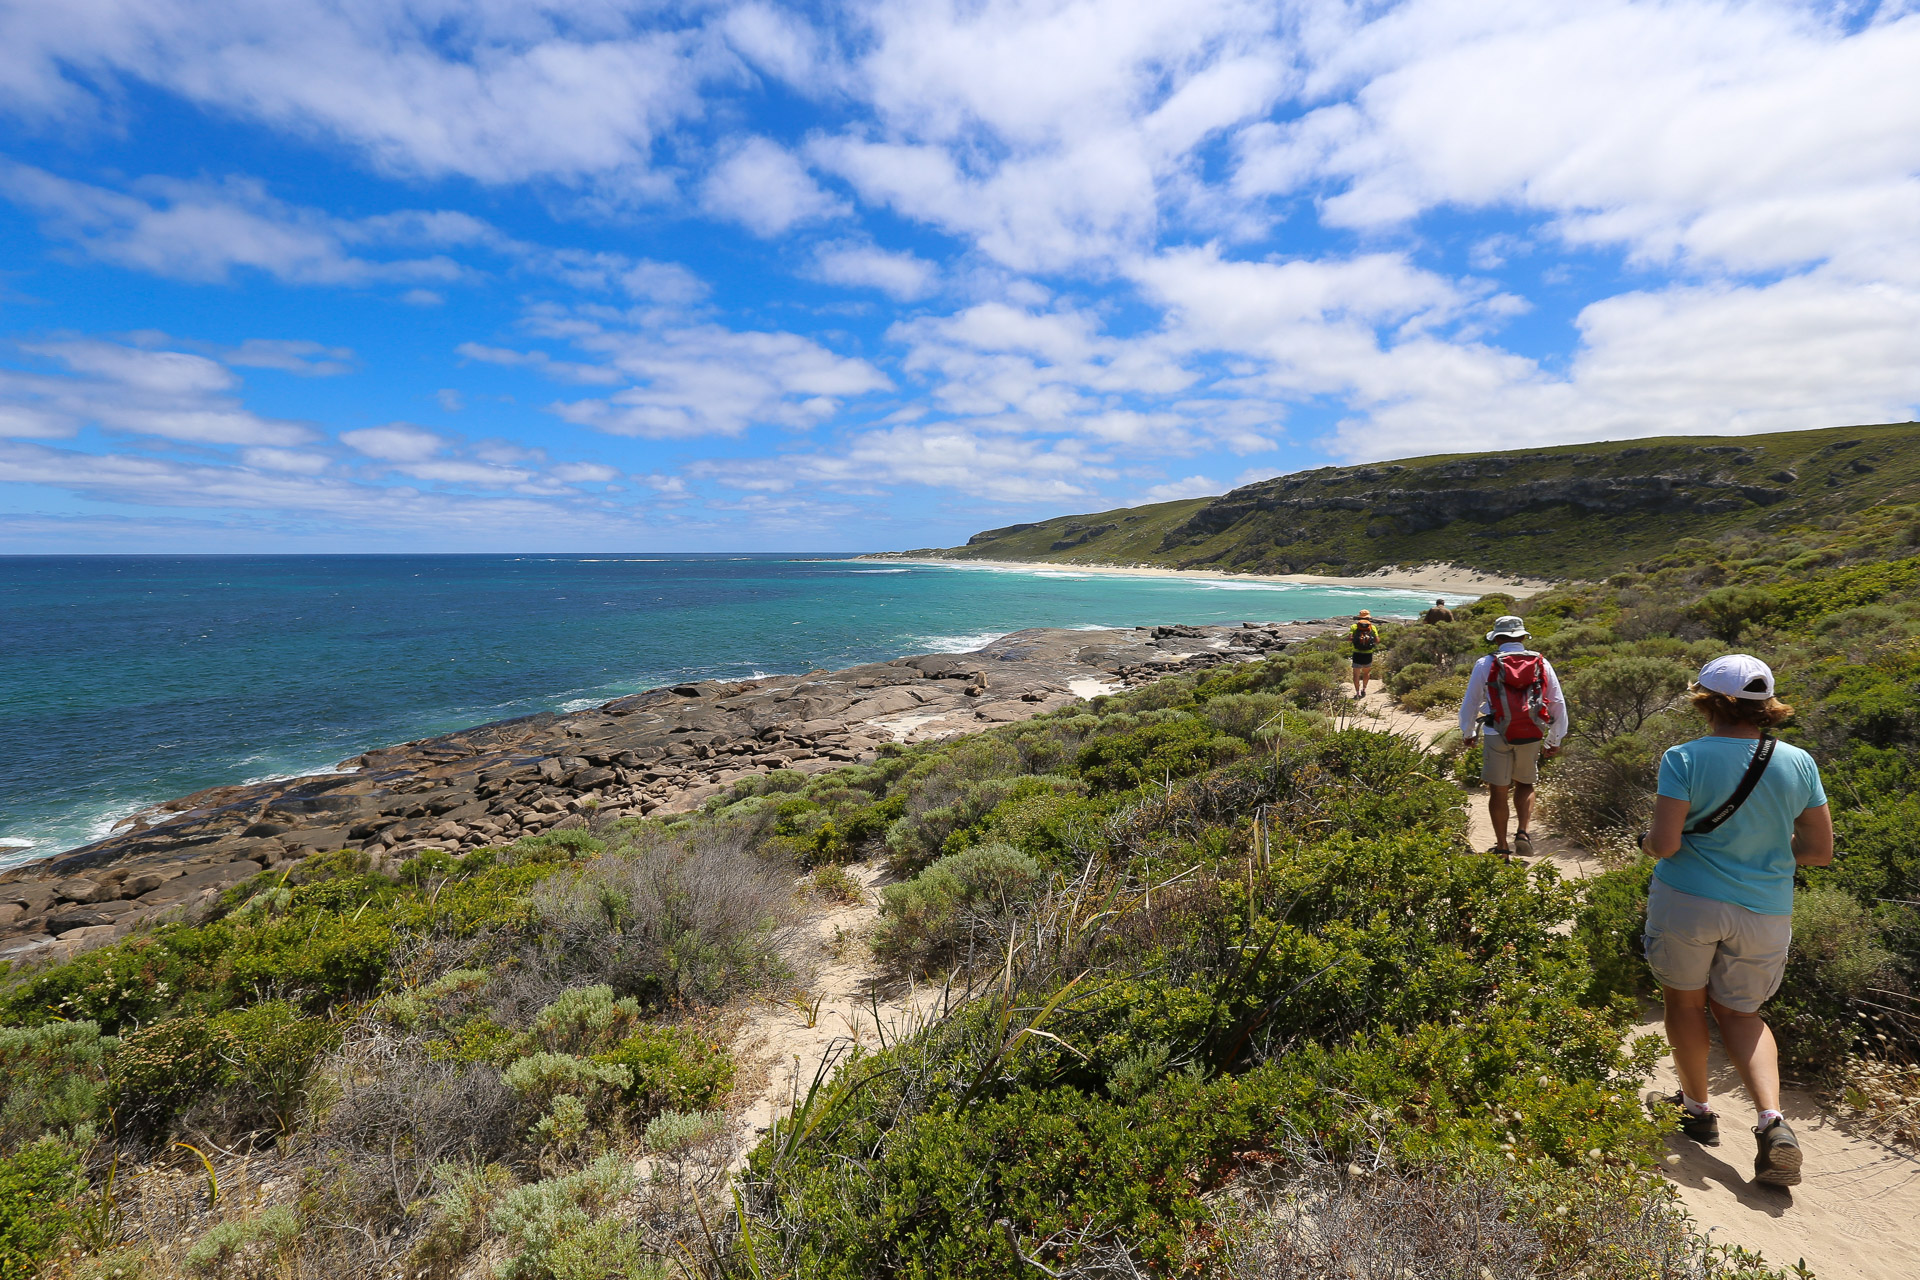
[0,619,1341,968]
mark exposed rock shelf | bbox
[1,619,1338,965]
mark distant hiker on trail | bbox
[1457,616,1566,858]
[1639,654,1831,1188]
[1348,610,1382,697]
[1423,598,1454,624]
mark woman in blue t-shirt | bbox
[1638,654,1831,1187]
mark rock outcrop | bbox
[0,620,1337,966]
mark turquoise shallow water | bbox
[0,554,1443,864]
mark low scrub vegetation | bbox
[13,510,1915,1277]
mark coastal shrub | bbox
[532,826,792,1008]
[1819,791,1920,903]
[808,863,864,903]
[1690,585,1781,642]
[0,1020,111,1148]
[203,1000,338,1136]
[1076,719,1233,794]
[0,1140,87,1277]
[108,1013,234,1139]
[1574,862,1654,1007]
[966,787,1105,864]
[1201,691,1292,744]
[530,986,644,1055]
[642,1107,727,1155]
[182,1204,300,1276]
[304,1032,521,1227]
[108,1002,334,1142]
[1386,662,1439,697]
[1565,655,1691,741]
[875,842,1045,973]
[1400,674,1468,714]
[1537,717,1694,848]
[489,1152,638,1280]
[1768,888,1908,1076]
[502,1052,633,1115]
[592,1025,734,1116]
[1211,1155,1798,1280]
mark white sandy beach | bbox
[857,556,1552,600]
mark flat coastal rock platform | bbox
[1,619,1338,965]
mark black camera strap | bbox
[1684,732,1776,835]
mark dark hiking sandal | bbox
[1753,1117,1803,1186]
[1650,1091,1720,1146]
[1513,830,1534,857]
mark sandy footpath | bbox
[1349,687,1920,1280]
[858,556,1552,600]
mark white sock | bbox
[1682,1093,1714,1116]
[1758,1108,1784,1128]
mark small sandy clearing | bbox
[727,861,935,1169]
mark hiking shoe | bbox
[1514,830,1534,857]
[1753,1117,1803,1186]
[1651,1091,1720,1146]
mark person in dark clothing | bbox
[1348,610,1381,697]
[1422,598,1454,624]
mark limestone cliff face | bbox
[1165,457,1792,550]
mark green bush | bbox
[1566,655,1691,742]
[1076,719,1236,794]
[212,1000,338,1134]
[1401,674,1469,714]
[183,1205,299,1276]
[108,1014,234,1138]
[490,1152,640,1280]
[502,1052,633,1115]
[0,1020,111,1148]
[1574,863,1654,1007]
[1386,662,1440,697]
[531,986,644,1055]
[1770,888,1908,1076]
[0,1140,86,1277]
[592,1025,734,1116]
[875,843,1045,972]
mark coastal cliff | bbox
[903,421,1920,579]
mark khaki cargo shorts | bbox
[1642,878,1791,1013]
[1480,730,1542,787]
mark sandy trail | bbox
[1349,683,1920,1280]
[726,861,934,1167]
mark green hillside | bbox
[915,421,1920,580]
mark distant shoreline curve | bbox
[853,555,1552,599]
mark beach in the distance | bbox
[858,556,1550,599]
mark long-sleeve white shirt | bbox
[1458,643,1569,748]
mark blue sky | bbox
[1,0,1917,553]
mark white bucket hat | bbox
[1485,615,1529,641]
[1696,653,1775,700]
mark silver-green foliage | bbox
[490,1152,644,1280]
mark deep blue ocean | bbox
[0,555,1441,864]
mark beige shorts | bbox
[1480,731,1542,787]
[1642,878,1791,1013]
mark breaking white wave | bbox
[916,631,1007,653]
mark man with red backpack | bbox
[1457,615,1568,858]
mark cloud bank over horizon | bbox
[1,0,1916,552]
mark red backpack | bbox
[1485,651,1552,743]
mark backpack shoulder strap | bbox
[1684,733,1776,835]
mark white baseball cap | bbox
[1485,615,1529,641]
[1696,653,1775,700]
